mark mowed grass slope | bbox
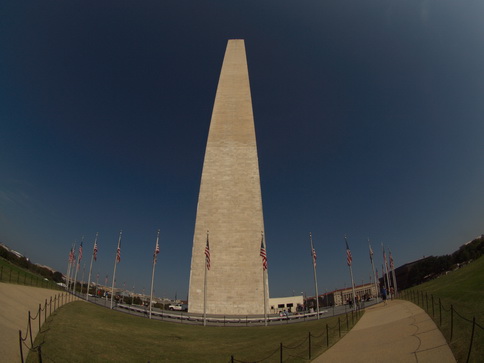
[403,255,484,362]
[29,302,359,362]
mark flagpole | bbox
[73,238,83,295]
[349,264,357,311]
[81,263,86,294]
[111,230,122,309]
[262,231,268,326]
[345,235,357,311]
[86,233,98,301]
[368,240,379,303]
[390,250,398,297]
[149,229,160,319]
[382,243,391,295]
[68,245,75,291]
[203,231,209,326]
[66,244,73,291]
[310,233,319,319]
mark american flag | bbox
[383,246,388,271]
[154,241,160,257]
[260,237,268,271]
[154,234,160,263]
[78,242,83,262]
[93,242,98,261]
[115,231,122,263]
[369,243,374,262]
[311,245,317,268]
[389,251,394,270]
[204,236,210,270]
[69,247,75,263]
[345,236,352,266]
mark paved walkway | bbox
[0,283,73,362]
[314,299,455,362]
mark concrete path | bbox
[0,283,72,363]
[314,299,455,362]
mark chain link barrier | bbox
[401,289,483,363]
[18,291,78,363]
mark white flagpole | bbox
[86,233,98,301]
[349,265,357,311]
[310,233,319,319]
[203,231,209,326]
[69,243,76,292]
[262,231,268,327]
[149,230,160,319]
[66,244,73,291]
[390,250,398,297]
[345,236,357,311]
[111,230,122,309]
[368,240,379,303]
[382,243,391,294]
[81,263,86,294]
[73,238,82,295]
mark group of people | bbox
[380,286,395,305]
[346,294,365,309]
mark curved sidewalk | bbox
[0,283,69,362]
[314,299,455,362]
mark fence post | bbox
[346,312,349,331]
[431,295,434,317]
[450,305,454,342]
[326,323,329,347]
[426,292,429,312]
[308,332,311,360]
[439,298,442,326]
[17,271,20,284]
[44,299,47,322]
[50,297,52,316]
[19,330,24,363]
[37,345,43,363]
[351,310,354,326]
[280,342,283,363]
[28,311,33,347]
[231,355,234,363]
[38,304,41,332]
[338,317,341,337]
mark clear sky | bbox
[1,1,483,299]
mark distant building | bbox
[269,296,304,314]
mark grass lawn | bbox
[28,301,362,362]
[401,255,484,362]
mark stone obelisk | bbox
[188,39,269,315]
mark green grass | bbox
[0,257,62,290]
[28,302,362,362]
[400,256,484,362]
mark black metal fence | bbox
[229,309,363,362]
[400,289,483,363]
[18,292,78,363]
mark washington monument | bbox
[188,39,269,315]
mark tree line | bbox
[395,235,484,290]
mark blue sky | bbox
[1,1,483,299]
